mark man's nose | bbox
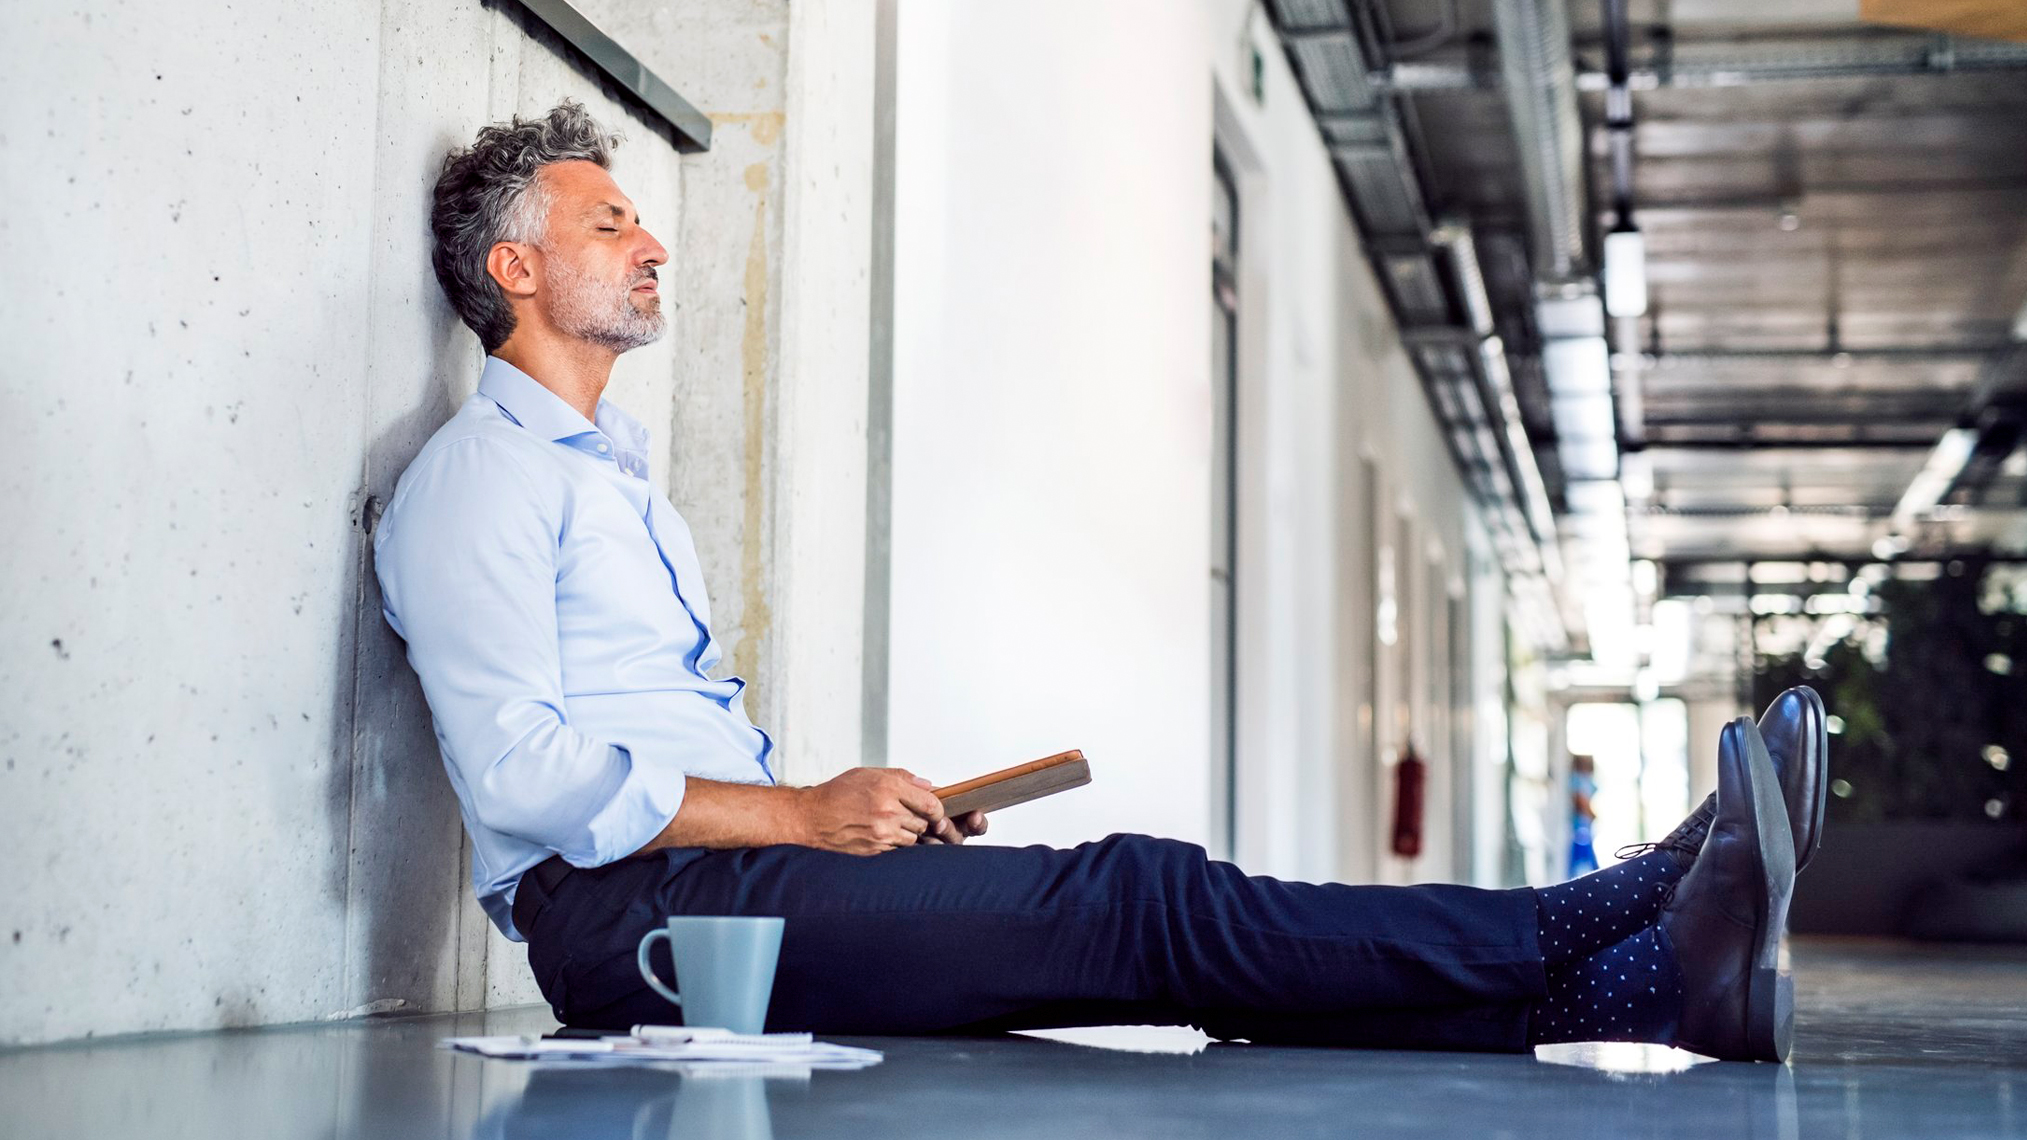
[637,227,669,269]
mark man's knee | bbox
[1078,833,1215,899]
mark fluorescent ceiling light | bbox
[1620,450,1654,501]
[1634,667,1660,704]
[1603,228,1649,317]
[1560,436,1620,481]
[1631,559,1659,596]
[1586,588,1639,669]
[1649,599,1690,683]
[1565,478,1626,516]
[1890,427,1979,531]
[1551,391,1616,441]
[1543,336,1612,393]
[1537,294,1605,339]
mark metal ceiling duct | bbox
[1276,11,1427,242]
[1335,145,1431,235]
[1270,0,1352,33]
[1380,248,1451,326]
[1287,30,1381,112]
[1490,0,1587,281]
[1432,225,1563,561]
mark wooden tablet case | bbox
[934,750,1091,817]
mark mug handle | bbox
[636,927,683,1008]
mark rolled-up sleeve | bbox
[373,437,682,867]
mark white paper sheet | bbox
[439,1031,882,1071]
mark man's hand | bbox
[922,809,989,846]
[794,768,951,855]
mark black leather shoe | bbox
[1659,717,1797,1062]
[1759,685,1829,869]
[1630,685,1829,872]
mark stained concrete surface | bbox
[3,938,2022,1139]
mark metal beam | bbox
[1643,345,2011,364]
[1618,179,2027,215]
[1375,31,2027,92]
[1642,439,1935,452]
[504,0,713,152]
[1645,410,1958,427]
[1660,550,2027,568]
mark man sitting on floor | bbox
[374,102,1827,1063]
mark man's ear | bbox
[486,241,540,299]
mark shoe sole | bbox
[1792,686,1829,873]
[1740,719,1798,1063]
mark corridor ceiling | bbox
[1270,0,2027,649]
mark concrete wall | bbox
[884,0,1502,886]
[1,0,874,1046]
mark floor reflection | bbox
[455,1031,1813,1140]
[483,1068,789,1140]
[1,940,2019,1140]
[1535,1040,1712,1074]
[1529,1045,1798,1140]
[1010,1024,1213,1054]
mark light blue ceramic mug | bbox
[636,915,785,1034]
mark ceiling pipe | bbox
[1890,427,1982,532]
[1431,224,1562,561]
[1870,330,2027,529]
[1491,0,1586,282]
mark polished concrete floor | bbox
[4,938,2023,1139]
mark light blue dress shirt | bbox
[374,356,776,939]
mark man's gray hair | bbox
[430,100,621,353]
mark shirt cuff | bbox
[567,744,687,868]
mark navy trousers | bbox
[520,833,1547,1052]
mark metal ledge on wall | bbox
[504,0,713,153]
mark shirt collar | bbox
[477,355,651,459]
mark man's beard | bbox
[544,254,666,353]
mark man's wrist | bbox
[778,784,816,848]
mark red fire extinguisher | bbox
[1391,741,1426,859]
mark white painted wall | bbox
[886,0,1218,850]
[885,0,1504,886]
[1,0,875,1046]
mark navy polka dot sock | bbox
[1533,851,1683,967]
[1528,926,1685,1046]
